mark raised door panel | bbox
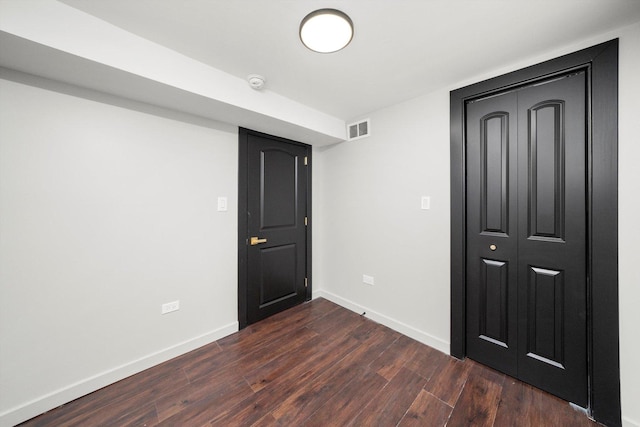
[258,244,298,307]
[479,259,509,347]
[528,101,565,241]
[526,266,565,368]
[261,149,298,230]
[481,113,510,235]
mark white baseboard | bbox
[313,290,450,355]
[624,416,640,427]
[0,322,238,427]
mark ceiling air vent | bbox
[347,118,370,141]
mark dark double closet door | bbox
[465,71,588,406]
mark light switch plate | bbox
[217,196,228,211]
[421,196,431,210]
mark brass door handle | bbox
[250,236,267,246]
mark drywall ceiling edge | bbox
[0,0,345,146]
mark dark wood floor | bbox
[20,298,601,427]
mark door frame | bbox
[450,40,619,426]
[237,128,312,329]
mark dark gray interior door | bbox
[246,132,309,324]
[465,71,588,406]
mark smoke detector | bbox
[247,74,266,90]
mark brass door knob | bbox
[490,244,497,251]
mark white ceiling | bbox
[33,0,640,120]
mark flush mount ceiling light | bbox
[299,9,353,53]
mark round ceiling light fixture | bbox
[299,9,353,53]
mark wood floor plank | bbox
[244,332,359,392]
[23,401,159,427]
[209,334,362,426]
[184,325,317,382]
[350,366,427,426]
[156,377,254,426]
[369,334,425,381]
[446,372,503,427]
[305,304,365,336]
[269,364,368,425]
[397,389,453,427]
[468,358,507,386]
[204,389,273,426]
[83,402,159,427]
[493,378,598,427]
[423,356,472,406]
[178,340,251,382]
[301,369,388,426]
[159,341,223,373]
[349,315,384,341]
[208,364,322,426]
[154,364,245,422]
[353,320,403,344]
[20,366,188,427]
[402,342,450,381]
[230,325,318,373]
[216,299,337,351]
[250,413,280,427]
[269,324,399,425]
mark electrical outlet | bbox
[363,274,375,286]
[161,300,180,314]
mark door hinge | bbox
[304,216,308,226]
[304,156,308,166]
[305,277,308,288]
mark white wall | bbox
[0,73,239,426]
[314,22,640,427]
[617,22,640,427]
[313,88,452,352]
